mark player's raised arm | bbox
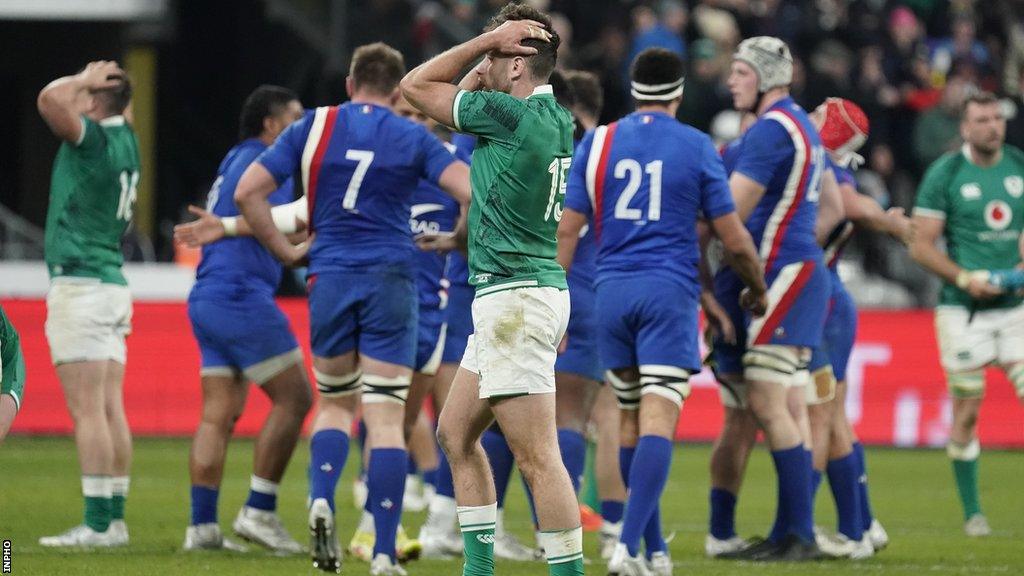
[38,61,126,143]
[174,197,308,247]
[400,19,551,127]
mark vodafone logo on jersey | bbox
[984,200,1012,230]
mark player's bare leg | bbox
[403,371,435,440]
[0,395,16,442]
[707,389,758,556]
[185,374,250,551]
[948,381,988,536]
[102,360,132,544]
[40,361,117,546]
[253,363,312,488]
[418,362,462,557]
[307,352,360,572]
[593,385,626,558]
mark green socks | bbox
[111,476,130,521]
[538,526,585,576]
[458,503,496,576]
[948,440,982,519]
[82,475,112,532]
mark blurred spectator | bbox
[928,13,991,85]
[883,6,930,96]
[677,38,731,132]
[629,2,686,57]
[912,74,969,169]
[1005,69,1024,149]
[803,40,855,107]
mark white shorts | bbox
[460,286,570,399]
[46,279,132,365]
[935,304,1024,371]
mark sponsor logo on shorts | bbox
[1006,175,1023,198]
[984,200,1012,230]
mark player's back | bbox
[579,111,733,292]
[45,116,141,285]
[262,102,454,276]
[194,139,292,296]
[732,97,825,271]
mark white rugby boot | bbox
[308,498,341,573]
[39,525,115,548]
[183,523,249,552]
[232,506,304,554]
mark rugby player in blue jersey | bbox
[559,48,767,575]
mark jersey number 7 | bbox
[343,149,375,211]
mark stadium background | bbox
[1,0,1023,447]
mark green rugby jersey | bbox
[0,305,25,411]
[44,115,141,286]
[452,85,575,295]
[915,144,1024,310]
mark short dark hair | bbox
[350,42,406,97]
[549,69,574,109]
[93,75,132,116]
[239,85,300,140]
[630,48,684,105]
[961,90,999,119]
[485,2,560,81]
[563,70,603,119]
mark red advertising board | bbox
[3,299,1022,446]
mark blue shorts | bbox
[188,288,299,376]
[555,279,602,382]
[747,258,830,349]
[308,269,417,367]
[441,283,474,364]
[710,269,748,377]
[596,277,701,372]
[416,304,446,374]
[712,258,830,374]
[809,271,857,381]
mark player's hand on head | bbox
[78,61,126,91]
[173,205,224,247]
[487,19,551,56]
[739,287,768,317]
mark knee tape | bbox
[947,438,981,461]
[606,370,641,410]
[805,366,836,406]
[362,373,412,405]
[946,369,985,399]
[314,369,362,397]
[639,365,691,408]
[743,345,802,387]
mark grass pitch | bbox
[1,437,1021,575]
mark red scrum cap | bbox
[819,97,869,168]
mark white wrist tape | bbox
[221,216,239,237]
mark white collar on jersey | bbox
[528,85,553,98]
[99,115,126,127]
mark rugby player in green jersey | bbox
[910,91,1024,537]
[36,60,140,548]
[401,3,583,575]
[0,306,26,442]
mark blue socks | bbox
[620,436,672,557]
[643,505,667,559]
[190,485,218,525]
[245,475,278,511]
[601,500,625,524]
[309,429,350,512]
[423,467,438,491]
[436,447,455,499]
[853,442,874,531]
[557,428,587,494]
[811,468,823,501]
[709,488,737,540]
[482,428,514,509]
[769,446,814,543]
[369,448,407,561]
[828,452,864,540]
